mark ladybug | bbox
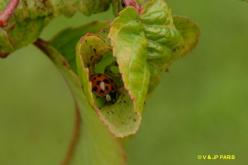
[90,73,118,104]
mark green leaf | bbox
[0,0,112,55]
[51,21,110,72]
[173,16,200,56]
[0,47,76,165]
[34,40,125,165]
[51,21,142,137]
[76,33,142,137]
[0,0,112,17]
[110,0,200,93]
[72,0,199,137]
[109,7,150,113]
[107,0,200,135]
[140,0,184,92]
[50,0,199,138]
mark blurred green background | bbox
[1,0,248,164]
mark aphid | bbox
[90,73,118,104]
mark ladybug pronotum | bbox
[90,73,118,104]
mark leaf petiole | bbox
[123,0,142,13]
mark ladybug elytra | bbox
[90,73,118,104]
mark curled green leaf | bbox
[76,33,142,137]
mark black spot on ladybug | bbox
[90,73,119,104]
[103,79,110,84]
[92,86,98,92]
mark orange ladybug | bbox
[90,73,118,104]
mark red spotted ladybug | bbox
[90,73,118,104]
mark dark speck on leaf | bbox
[93,48,97,53]
[172,47,178,52]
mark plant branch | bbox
[61,103,81,165]
[34,38,82,165]
[34,38,70,69]
[0,0,20,27]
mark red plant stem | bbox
[0,0,20,27]
[34,39,82,165]
[124,0,142,13]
